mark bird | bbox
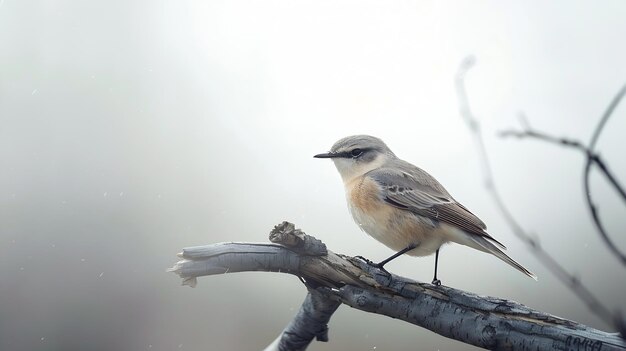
[314,135,536,285]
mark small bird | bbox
[315,135,536,285]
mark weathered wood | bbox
[169,222,626,350]
[266,289,341,351]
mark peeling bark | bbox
[169,222,626,351]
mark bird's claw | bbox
[373,264,391,276]
[355,256,391,276]
[355,255,375,265]
[431,278,442,286]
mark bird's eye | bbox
[350,148,363,158]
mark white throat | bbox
[332,154,388,184]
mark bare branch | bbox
[454,56,617,327]
[499,114,626,206]
[589,84,626,151]
[500,125,590,153]
[169,222,626,350]
[264,289,340,351]
[500,107,626,267]
[584,83,626,267]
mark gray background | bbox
[1,1,625,350]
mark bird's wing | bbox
[369,164,506,249]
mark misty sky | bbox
[1,1,626,350]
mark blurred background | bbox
[2,1,626,350]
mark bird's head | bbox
[314,135,396,182]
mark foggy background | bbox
[2,1,626,350]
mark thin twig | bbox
[584,83,626,266]
[500,130,626,269]
[454,56,615,327]
[499,86,626,267]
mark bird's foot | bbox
[354,256,391,276]
[431,278,442,286]
[355,255,375,265]
[372,262,392,276]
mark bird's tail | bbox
[448,228,537,280]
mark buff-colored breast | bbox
[346,175,447,256]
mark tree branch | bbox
[499,101,626,267]
[169,222,626,351]
[264,288,341,351]
[454,56,618,327]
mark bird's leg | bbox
[432,249,442,286]
[374,243,417,269]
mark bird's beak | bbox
[314,152,337,158]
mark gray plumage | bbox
[316,134,536,281]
